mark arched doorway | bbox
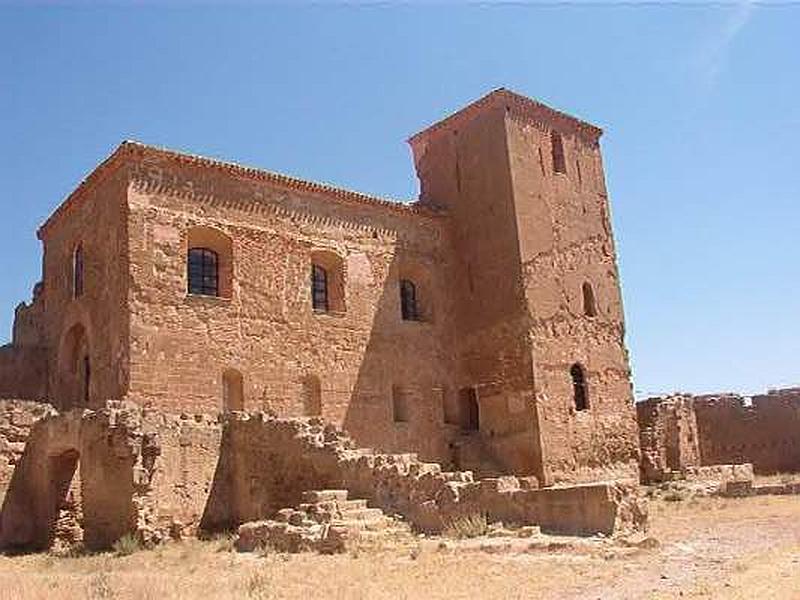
[57,323,91,409]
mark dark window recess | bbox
[73,245,84,298]
[311,264,329,311]
[187,247,219,296]
[459,387,480,432]
[571,364,589,411]
[82,355,90,405]
[582,282,597,317]
[400,279,419,321]
[551,131,566,174]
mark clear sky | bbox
[1,3,798,398]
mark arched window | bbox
[73,244,84,298]
[582,282,597,317]
[186,226,233,298]
[571,363,589,411]
[311,264,328,312]
[551,130,566,174]
[222,368,244,412]
[310,250,345,313]
[400,279,419,321]
[188,248,219,296]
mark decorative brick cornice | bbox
[38,141,441,238]
[407,88,603,152]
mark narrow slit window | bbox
[571,364,589,411]
[582,282,597,317]
[187,247,219,296]
[311,264,329,312]
[551,131,566,174]
[400,279,419,321]
[73,244,84,298]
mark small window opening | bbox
[442,387,459,425]
[392,385,409,423]
[303,375,322,417]
[571,364,589,411]
[73,244,84,298]
[551,131,566,175]
[459,387,480,432]
[582,282,597,317]
[222,368,244,412]
[576,159,583,186]
[82,355,90,406]
[188,247,219,296]
[311,264,329,312]
[400,279,419,321]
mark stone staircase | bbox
[236,489,414,554]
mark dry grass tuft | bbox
[442,513,489,539]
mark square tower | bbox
[409,89,639,484]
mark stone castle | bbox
[1,88,638,491]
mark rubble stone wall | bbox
[638,388,800,481]
[0,399,51,500]
[201,413,647,537]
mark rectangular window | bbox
[551,131,566,175]
[392,385,409,423]
[311,264,329,312]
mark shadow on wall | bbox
[343,249,458,465]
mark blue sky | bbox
[1,3,798,398]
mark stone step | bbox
[301,489,349,503]
[337,507,387,522]
[298,498,369,513]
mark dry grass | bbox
[2,494,800,599]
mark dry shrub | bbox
[443,513,488,539]
[112,533,141,557]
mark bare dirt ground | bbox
[1,494,799,599]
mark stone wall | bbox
[636,396,700,483]
[123,145,460,468]
[201,412,647,537]
[638,387,800,481]
[0,402,222,551]
[0,347,48,401]
[0,399,51,501]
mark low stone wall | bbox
[201,413,647,537]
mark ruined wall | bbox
[694,389,800,474]
[201,413,647,537]
[123,145,460,465]
[141,410,221,534]
[636,396,699,483]
[0,399,51,501]
[639,388,800,479]
[0,347,48,401]
[37,163,130,409]
[505,110,638,485]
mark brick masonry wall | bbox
[124,150,460,465]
